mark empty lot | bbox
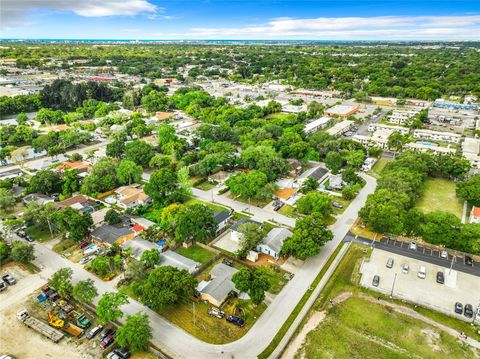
[360,248,480,321]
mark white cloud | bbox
[1,0,157,29]
[161,15,480,40]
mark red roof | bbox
[472,206,480,217]
[132,225,144,233]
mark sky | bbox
[1,0,480,40]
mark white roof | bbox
[304,116,330,132]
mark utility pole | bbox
[390,273,398,297]
[449,255,456,275]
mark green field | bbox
[175,245,217,265]
[301,297,477,359]
[415,178,464,219]
[369,157,391,177]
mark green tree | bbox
[296,191,332,217]
[28,170,62,194]
[125,140,154,167]
[141,90,168,112]
[81,157,119,195]
[420,211,462,247]
[300,178,319,194]
[232,267,271,305]
[144,168,178,204]
[48,268,73,297]
[177,166,192,197]
[116,159,143,185]
[106,138,126,158]
[139,266,197,310]
[116,312,152,353]
[91,256,112,276]
[226,171,275,200]
[72,279,98,303]
[174,204,217,244]
[236,222,264,259]
[96,291,129,324]
[0,240,11,263]
[10,240,35,263]
[105,209,122,225]
[457,175,480,206]
[281,213,333,258]
[240,145,289,181]
[325,151,344,174]
[52,207,93,242]
[149,155,171,169]
[141,248,160,268]
[62,169,81,196]
[0,188,15,212]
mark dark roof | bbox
[308,167,328,180]
[231,218,260,232]
[0,168,23,180]
[213,210,231,224]
[91,224,134,244]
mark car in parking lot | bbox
[107,348,131,359]
[79,256,93,265]
[99,327,114,340]
[2,274,16,285]
[440,250,448,259]
[100,333,115,348]
[455,302,463,314]
[417,266,426,279]
[332,201,343,209]
[402,264,409,274]
[86,325,102,339]
[476,307,480,322]
[226,315,245,327]
[464,304,474,318]
[386,258,394,268]
[436,271,444,284]
[465,256,473,266]
[372,275,380,287]
[272,200,284,211]
[409,242,417,251]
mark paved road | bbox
[6,174,376,359]
[345,233,480,277]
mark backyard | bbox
[175,244,217,265]
[369,157,391,178]
[415,178,464,219]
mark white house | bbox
[256,228,293,259]
[304,116,331,134]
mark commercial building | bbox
[326,120,354,137]
[325,105,359,118]
[413,129,462,144]
[387,109,419,125]
[462,137,480,169]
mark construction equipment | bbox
[76,314,91,329]
[48,312,64,328]
[57,300,74,314]
[64,323,84,337]
[17,310,64,342]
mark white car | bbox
[409,242,417,251]
[402,264,409,274]
[440,250,448,259]
[418,266,426,279]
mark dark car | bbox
[16,230,26,238]
[25,236,34,243]
[226,315,245,327]
[436,271,444,284]
[113,348,131,359]
[372,275,380,287]
[99,327,114,340]
[465,256,473,266]
[273,200,284,211]
[464,304,474,318]
[100,333,115,348]
[86,325,102,340]
[51,193,60,202]
[455,302,463,314]
[222,258,233,267]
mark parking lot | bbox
[360,249,480,321]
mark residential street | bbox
[5,173,376,359]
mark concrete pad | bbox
[445,270,457,288]
[213,230,240,254]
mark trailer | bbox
[17,310,64,343]
[65,323,84,338]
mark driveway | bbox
[5,174,376,359]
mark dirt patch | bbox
[421,328,441,352]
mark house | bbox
[404,142,456,155]
[329,175,343,190]
[23,193,54,206]
[159,250,200,273]
[122,238,158,260]
[214,210,232,234]
[208,170,232,184]
[0,168,24,181]
[470,207,480,224]
[196,263,239,307]
[367,123,409,135]
[387,109,419,125]
[304,116,331,134]
[326,120,354,137]
[55,195,88,210]
[130,216,156,229]
[297,166,328,186]
[91,207,110,227]
[230,219,261,242]
[113,185,150,209]
[256,228,292,260]
[55,195,101,213]
[462,137,480,169]
[55,161,91,174]
[91,223,136,246]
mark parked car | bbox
[112,348,131,359]
[454,302,463,314]
[386,258,394,268]
[402,264,409,274]
[25,236,34,242]
[79,241,91,249]
[476,307,480,322]
[208,307,225,319]
[51,193,60,202]
[372,275,380,287]
[409,242,417,251]
[100,333,115,348]
[86,325,102,339]
[464,304,474,318]
[99,327,114,340]
[16,230,26,238]
[440,250,448,259]
[79,256,93,265]
[332,201,343,209]
[222,258,233,267]
[436,271,444,284]
[417,266,426,279]
[465,256,473,266]
[226,315,245,327]
[2,274,16,285]
[0,281,6,292]
[272,200,284,211]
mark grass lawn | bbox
[175,245,216,265]
[415,178,464,219]
[278,204,298,218]
[26,224,54,242]
[302,297,475,359]
[350,219,378,240]
[330,196,352,215]
[261,265,290,294]
[226,193,270,208]
[141,205,164,224]
[369,157,391,177]
[184,198,229,213]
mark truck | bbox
[64,323,84,337]
[16,310,64,343]
[76,314,91,329]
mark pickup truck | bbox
[76,314,91,329]
[2,274,16,285]
[16,310,64,342]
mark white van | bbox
[418,266,426,279]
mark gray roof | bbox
[231,218,260,232]
[298,166,328,181]
[198,263,238,304]
[261,228,293,254]
[122,238,158,260]
[159,250,200,273]
[213,210,231,224]
[23,193,53,205]
[0,168,23,180]
[91,224,134,244]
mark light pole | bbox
[390,273,398,297]
[449,255,456,275]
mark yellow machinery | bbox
[48,312,64,328]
